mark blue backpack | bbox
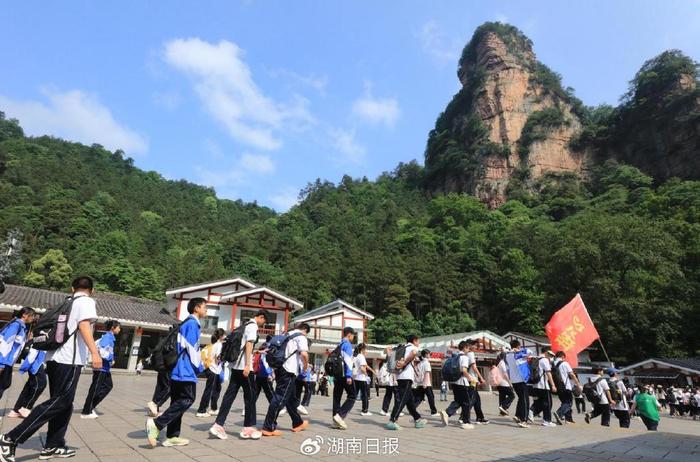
[266,332,303,370]
[441,353,463,382]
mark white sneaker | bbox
[239,427,262,440]
[297,405,309,415]
[279,408,287,416]
[80,411,98,419]
[333,413,348,430]
[439,410,449,426]
[498,406,509,416]
[146,401,158,417]
[209,423,228,440]
[399,412,405,417]
[542,421,557,427]
[360,411,373,416]
[431,412,440,417]
[460,422,475,429]
[195,412,210,418]
[240,410,245,417]
[379,410,388,416]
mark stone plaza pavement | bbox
[0,372,698,462]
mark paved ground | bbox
[0,372,698,461]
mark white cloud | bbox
[329,128,366,164]
[241,153,275,174]
[417,20,461,64]
[163,38,313,151]
[0,88,148,155]
[351,84,400,127]
[269,187,299,212]
[269,68,329,95]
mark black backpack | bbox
[324,344,344,377]
[527,357,542,385]
[608,379,623,402]
[441,353,463,382]
[391,344,408,372]
[220,321,255,364]
[266,332,303,370]
[552,361,566,392]
[583,377,603,404]
[151,318,191,373]
[31,295,81,351]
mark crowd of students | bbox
[0,281,697,460]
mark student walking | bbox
[145,297,206,448]
[464,339,489,425]
[136,360,144,376]
[553,351,581,424]
[585,366,614,427]
[195,329,225,417]
[529,351,557,427]
[575,389,586,414]
[7,347,47,418]
[147,370,171,417]
[261,323,311,436]
[379,347,399,415]
[0,276,101,461]
[492,353,514,415]
[505,340,532,428]
[297,364,312,414]
[253,344,275,405]
[81,319,121,418]
[386,334,427,430]
[413,349,438,416]
[439,341,474,429]
[353,343,372,416]
[210,310,268,440]
[331,327,357,429]
[608,369,630,428]
[630,386,662,431]
[0,307,36,401]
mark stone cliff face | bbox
[425,24,589,207]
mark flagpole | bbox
[597,339,612,365]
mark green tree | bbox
[23,249,72,290]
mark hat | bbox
[606,367,620,376]
[544,349,555,356]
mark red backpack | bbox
[252,352,262,373]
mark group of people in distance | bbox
[0,277,121,462]
[0,279,693,461]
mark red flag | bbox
[544,294,599,368]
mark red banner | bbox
[545,294,599,368]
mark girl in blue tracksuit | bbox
[254,343,274,405]
[10,347,47,417]
[0,307,37,400]
[81,320,121,418]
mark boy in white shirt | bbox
[529,351,557,427]
[386,334,427,430]
[585,366,614,426]
[607,369,630,428]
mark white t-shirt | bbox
[209,341,223,375]
[612,380,629,411]
[454,354,472,386]
[47,293,97,366]
[554,359,574,390]
[283,330,308,375]
[396,344,419,381]
[535,358,552,390]
[422,359,432,387]
[233,321,258,370]
[497,360,510,387]
[595,377,611,405]
[353,353,368,382]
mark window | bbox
[239,308,276,333]
[201,315,219,331]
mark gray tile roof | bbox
[0,284,175,327]
[657,358,700,372]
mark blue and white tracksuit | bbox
[13,347,48,411]
[155,315,203,437]
[81,331,117,414]
[332,338,357,418]
[0,319,29,398]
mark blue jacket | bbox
[171,316,204,383]
[257,353,273,378]
[96,331,115,372]
[0,319,28,367]
[19,347,46,375]
[340,338,353,378]
[511,349,532,382]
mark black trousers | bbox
[197,370,222,413]
[262,369,303,431]
[414,386,438,414]
[255,376,274,403]
[152,370,171,408]
[154,380,195,438]
[382,385,398,413]
[557,389,574,422]
[7,362,82,448]
[614,409,631,428]
[0,365,14,400]
[390,379,421,423]
[301,381,312,406]
[575,396,586,413]
[513,382,530,423]
[530,388,552,422]
[13,366,47,411]
[640,415,658,431]
[498,385,515,410]
[590,402,611,426]
[332,376,357,418]
[81,370,113,414]
[464,387,485,421]
[215,369,256,428]
[355,380,369,413]
[445,384,472,422]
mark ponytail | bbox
[104,319,121,331]
[13,306,36,320]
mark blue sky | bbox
[2,1,699,211]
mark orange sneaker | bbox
[262,429,282,437]
[292,421,309,432]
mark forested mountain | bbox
[1,22,699,362]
